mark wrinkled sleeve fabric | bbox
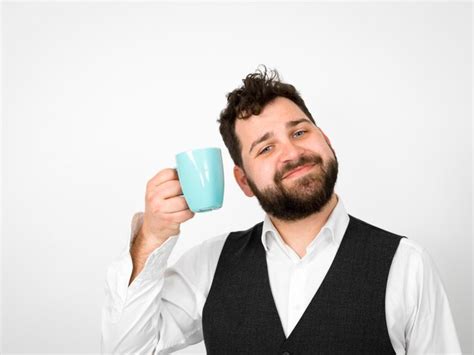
[100,212,212,354]
[397,239,462,354]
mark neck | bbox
[269,192,339,258]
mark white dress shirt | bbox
[101,195,462,354]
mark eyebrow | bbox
[248,118,312,154]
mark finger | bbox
[168,208,195,223]
[147,168,179,189]
[146,181,183,208]
[159,196,190,214]
[155,179,183,200]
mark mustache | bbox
[276,154,323,181]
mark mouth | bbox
[282,163,316,180]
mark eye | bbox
[257,130,307,156]
[294,130,306,137]
[258,145,273,155]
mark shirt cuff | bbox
[127,211,180,286]
[103,212,179,322]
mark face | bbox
[233,96,339,221]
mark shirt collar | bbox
[261,193,350,254]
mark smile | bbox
[282,163,316,179]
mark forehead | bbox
[235,97,310,146]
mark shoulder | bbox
[397,237,428,259]
[348,215,407,257]
[193,221,264,262]
[226,221,264,240]
[175,232,229,268]
[350,216,433,267]
[388,237,441,307]
[349,214,406,241]
[175,220,264,265]
[386,237,453,333]
[392,237,435,276]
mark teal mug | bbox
[175,147,225,213]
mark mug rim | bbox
[175,146,221,157]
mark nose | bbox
[280,140,305,164]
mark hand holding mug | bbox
[140,168,196,250]
[134,147,224,256]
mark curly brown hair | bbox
[217,65,317,169]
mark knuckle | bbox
[180,199,189,210]
[152,202,162,214]
[163,168,176,180]
[170,179,180,189]
[145,193,153,204]
[146,192,159,204]
[181,209,194,221]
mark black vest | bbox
[202,214,406,354]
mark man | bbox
[101,66,461,354]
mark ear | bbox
[233,165,255,197]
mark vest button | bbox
[282,352,291,355]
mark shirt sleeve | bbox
[403,241,462,354]
[100,212,206,354]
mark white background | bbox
[1,1,472,354]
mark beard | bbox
[245,150,339,221]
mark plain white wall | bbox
[2,1,472,354]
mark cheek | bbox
[260,163,278,184]
[308,142,332,159]
[248,161,275,186]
